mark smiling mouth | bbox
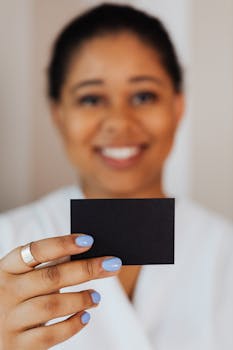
[94,144,149,169]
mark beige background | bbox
[0,0,232,220]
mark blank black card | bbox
[71,198,174,265]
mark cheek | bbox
[63,115,94,146]
[145,109,176,139]
[62,114,98,164]
[143,107,177,163]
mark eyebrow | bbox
[128,75,163,85]
[70,79,104,93]
[70,75,163,94]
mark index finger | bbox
[0,234,94,274]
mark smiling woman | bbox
[0,3,232,350]
[48,16,184,198]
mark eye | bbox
[76,94,103,106]
[132,91,158,105]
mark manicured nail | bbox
[102,257,122,272]
[91,291,101,304]
[81,311,91,325]
[75,235,94,247]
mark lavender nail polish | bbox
[91,291,101,304]
[81,311,91,325]
[102,257,122,272]
[75,235,94,247]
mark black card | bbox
[71,198,174,265]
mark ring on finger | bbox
[20,242,39,268]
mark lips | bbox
[94,144,149,169]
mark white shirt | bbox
[0,185,232,350]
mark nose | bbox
[100,106,138,135]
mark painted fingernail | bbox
[102,257,122,272]
[91,291,101,304]
[75,235,94,247]
[81,311,91,325]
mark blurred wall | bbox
[0,0,232,220]
[190,0,233,220]
[0,0,34,209]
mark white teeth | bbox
[101,147,140,160]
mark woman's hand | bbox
[0,234,122,350]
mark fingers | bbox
[17,256,122,301]
[10,289,101,331]
[18,311,91,350]
[0,234,94,274]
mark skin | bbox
[0,235,122,349]
[51,31,184,299]
[0,31,184,349]
[51,32,184,201]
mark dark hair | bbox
[47,3,183,101]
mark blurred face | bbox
[51,31,184,198]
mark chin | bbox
[96,175,150,197]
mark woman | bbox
[0,4,232,350]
